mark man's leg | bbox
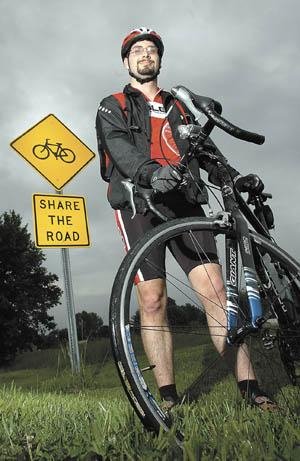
[115,209,177,402]
[188,263,256,381]
[136,278,175,389]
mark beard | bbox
[128,58,161,84]
[137,60,156,76]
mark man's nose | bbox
[142,48,150,57]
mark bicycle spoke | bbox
[188,229,226,311]
[141,256,229,331]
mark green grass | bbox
[0,338,299,460]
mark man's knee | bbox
[137,280,166,316]
[189,263,225,301]
[202,274,225,300]
[140,291,165,315]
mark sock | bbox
[238,379,260,398]
[159,384,179,402]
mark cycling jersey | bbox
[95,84,238,211]
[146,90,181,165]
[95,84,240,281]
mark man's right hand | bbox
[151,165,182,193]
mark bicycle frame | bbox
[44,139,63,158]
[218,171,268,344]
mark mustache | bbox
[138,59,154,64]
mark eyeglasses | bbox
[129,45,158,57]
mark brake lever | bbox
[121,180,137,219]
[121,179,170,222]
[139,189,170,222]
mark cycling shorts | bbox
[115,191,219,283]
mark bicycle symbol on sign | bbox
[32,139,76,163]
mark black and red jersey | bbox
[95,84,237,211]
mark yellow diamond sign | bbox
[11,114,95,190]
[32,194,90,247]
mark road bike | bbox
[109,86,300,441]
[32,138,76,163]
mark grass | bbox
[0,338,299,460]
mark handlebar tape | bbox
[171,85,265,145]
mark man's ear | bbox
[123,57,129,70]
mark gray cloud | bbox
[1,0,299,328]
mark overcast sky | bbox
[1,0,300,327]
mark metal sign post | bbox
[61,246,81,373]
[57,189,80,373]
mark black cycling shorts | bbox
[115,191,219,283]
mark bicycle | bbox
[109,85,300,441]
[32,138,76,163]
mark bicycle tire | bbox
[32,144,49,160]
[109,215,300,437]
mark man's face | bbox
[124,40,160,79]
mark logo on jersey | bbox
[147,101,166,119]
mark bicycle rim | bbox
[110,216,300,438]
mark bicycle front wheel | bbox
[60,148,75,163]
[110,215,300,438]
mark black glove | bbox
[235,174,264,194]
[151,165,182,193]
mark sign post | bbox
[61,246,80,373]
[11,114,95,373]
[31,191,91,373]
[58,189,81,373]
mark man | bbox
[96,27,277,410]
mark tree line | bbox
[0,211,108,366]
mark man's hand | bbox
[151,165,182,193]
[235,173,264,194]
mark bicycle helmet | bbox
[121,27,164,60]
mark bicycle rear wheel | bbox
[110,215,300,438]
[60,148,75,163]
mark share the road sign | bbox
[10,114,95,190]
[32,194,90,247]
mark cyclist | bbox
[96,27,277,411]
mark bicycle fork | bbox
[226,209,264,344]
